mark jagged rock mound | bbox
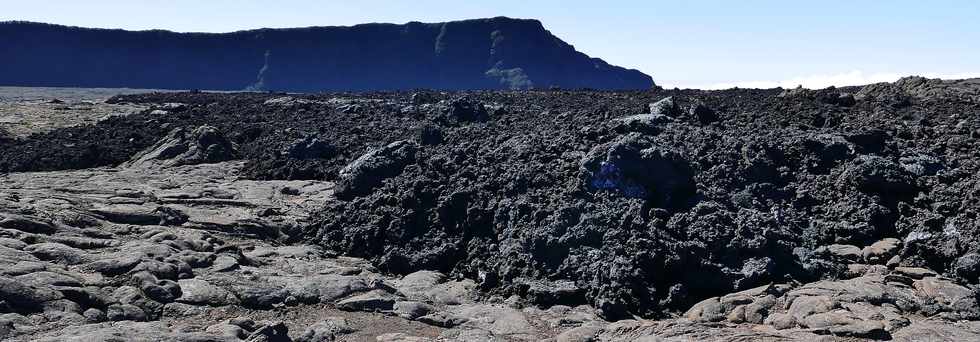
[648,96,681,116]
[838,155,917,196]
[282,136,336,160]
[123,125,238,168]
[333,141,418,200]
[858,76,980,105]
[417,124,444,146]
[689,101,718,124]
[443,98,489,123]
[580,133,695,208]
[609,114,674,135]
[304,79,980,320]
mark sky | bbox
[3,0,979,89]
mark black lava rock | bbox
[334,141,419,200]
[580,133,696,208]
[445,98,489,123]
[283,136,337,160]
[5,79,979,320]
[689,102,718,125]
[418,124,444,145]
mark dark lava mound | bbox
[3,76,980,320]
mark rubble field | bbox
[2,77,980,341]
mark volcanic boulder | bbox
[444,98,489,123]
[689,101,718,125]
[282,136,336,160]
[610,114,674,135]
[417,124,444,145]
[649,97,681,117]
[580,133,696,209]
[0,276,63,311]
[334,141,419,200]
[838,155,917,196]
[123,125,238,168]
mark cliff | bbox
[0,18,654,91]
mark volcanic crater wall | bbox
[0,18,653,91]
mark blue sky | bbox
[3,0,978,88]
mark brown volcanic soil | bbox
[2,77,980,325]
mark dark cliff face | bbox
[0,18,654,91]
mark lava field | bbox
[3,76,980,324]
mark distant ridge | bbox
[0,18,654,91]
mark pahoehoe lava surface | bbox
[2,77,980,322]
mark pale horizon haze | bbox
[2,0,978,89]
